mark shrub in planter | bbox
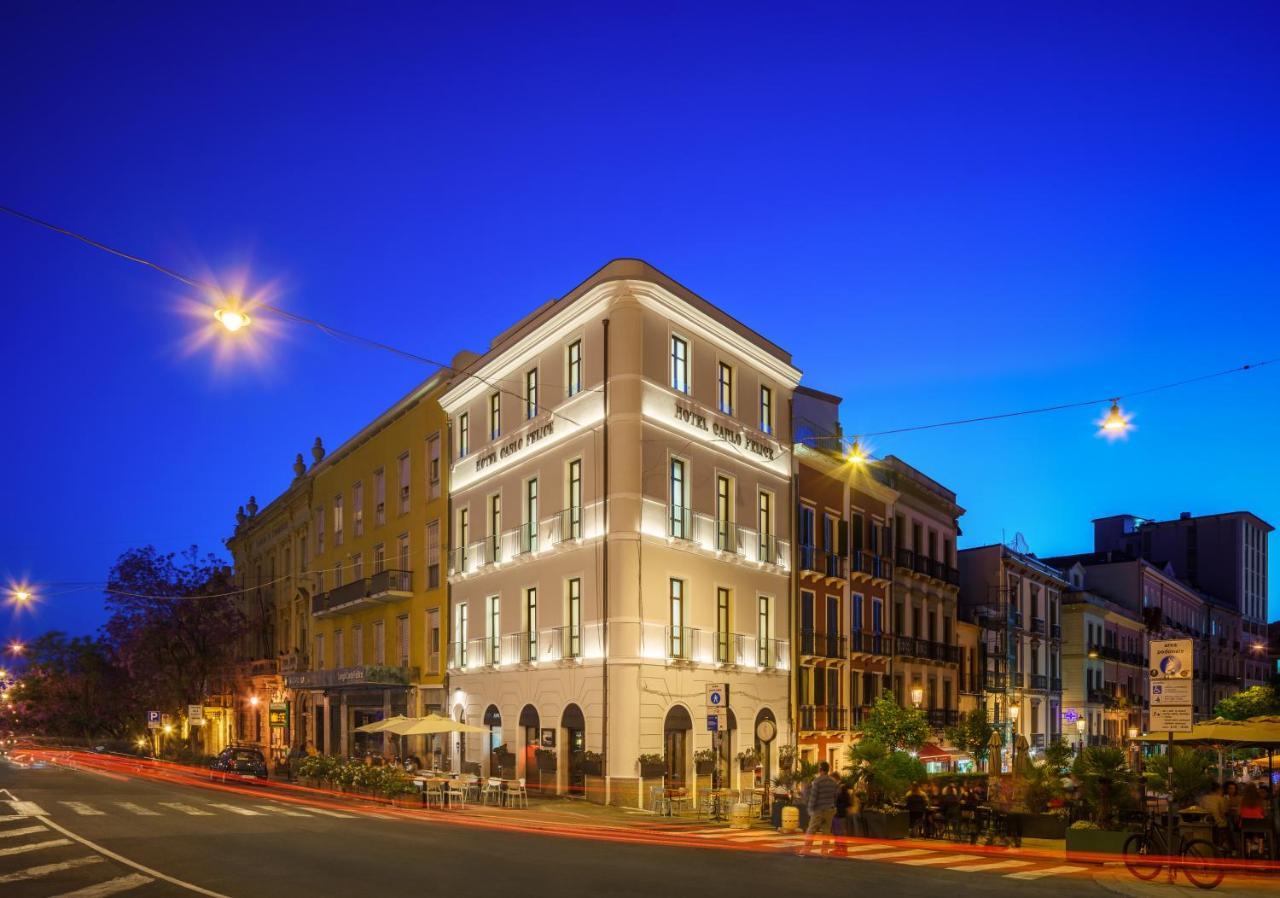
[535,748,557,772]
[1021,812,1068,839]
[778,745,796,772]
[1065,820,1131,858]
[694,748,716,776]
[737,748,760,772]
[638,753,665,778]
[862,809,910,840]
[573,750,603,777]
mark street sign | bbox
[1149,639,1194,680]
[1150,680,1192,706]
[146,710,161,730]
[187,705,204,726]
[1150,705,1194,732]
[707,711,725,732]
[269,702,289,728]
[706,683,727,709]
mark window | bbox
[454,603,468,666]
[398,453,411,514]
[397,615,409,666]
[352,552,363,581]
[487,596,500,664]
[353,481,364,537]
[670,335,689,393]
[524,588,538,661]
[458,412,470,458]
[566,339,582,397]
[425,609,442,676]
[427,434,441,499]
[715,474,733,551]
[353,624,364,666]
[333,495,344,546]
[457,507,470,569]
[489,392,501,440]
[758,490,774,562]
[717,362,733,414]
[852,593,864,632]
[524,478,538,552]
[374,468,386,526]
[315,633,325,670]
[798,505,815,570]
[314,508,325,555]
[758,595,772,666]
[716,587,731,663]
[426,520,440,588]
[488,493,502,562]
[525,368,538,419]
[334,629,345,667]
[759,385,773,434]
[669,457,688,538]
[397,533,410,571]
[670,579,686,657]
[373,543,385,574]
[566,458,582,539]
[567,578,581,658]
[373,620,385,665]
[333,561,343,588]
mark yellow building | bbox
[290,371,451,760]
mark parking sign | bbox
[146,710,161,730]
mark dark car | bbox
[210,746,269,782]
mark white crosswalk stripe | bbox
[1006,865,1089,880]
[47,873,154,898]
[114,803,159,816]
[0,838,73,857]
[946,859,1034,872]
[848,848,933,860]
[159,803,213,816]
[254,804,312,817]
[60,802,105,816]
[898,853,983,866]
[303,807,355,818]
[207,803,262,816]
[0,856,105,884]
[6,801,49,816]
[0,825,48,839]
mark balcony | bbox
[1028,674,1048,692]
[799,705,847,732]
[894,636,961,664]
[668,505,694,541]
[1030,618,1045,636]
[983,671,1006,691]
[798,546,847,580]
[312,568,414,618]
[1050,677,1062,692]
[368,568,412,599]
[547,625,583,661]
[927,709,959,729]
[667,625,698,661]
[1050,623,1062,639]
[849,631,892,656]
[1013,611,1023,629]
[800,629,847,659]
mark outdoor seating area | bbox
[411,773,531,809]
[646,783,767,819]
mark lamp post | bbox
[910,685,924,709]
[1076,717,1088,755]
[1007,704,1020,772]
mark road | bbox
[0,754,1118,898]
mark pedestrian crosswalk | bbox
[669,826,1091,880]
[46,799,358,820]
[0,810,151,897]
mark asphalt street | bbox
[0,757,1118,898]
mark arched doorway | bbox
[753,708,777,797]
[519,704,540,786]
[562,703,586,793]
[483,705,503,776]
[663,705,693,786]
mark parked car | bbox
[210,746,269,782]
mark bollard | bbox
[730,802,751,830]
[780,804,800,834]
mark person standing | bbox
[798,762,839,857]
[831,780,852,856]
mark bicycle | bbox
[1124,812,1224,890]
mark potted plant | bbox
[573,749,603,777]
[694,748,716,776]
[1063,746,1140,857]
[638,753,665,778]
[737,748,760,772]
[535,747,557,773]
[847,739,922,840]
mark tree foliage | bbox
[4,632,136,739]
[846,739,927,808]
[1213,685,1280,721]
[861,695,930,752]
[1144,747,1215,806]
[944,710,994,762]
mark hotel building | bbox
[442,260,799,803]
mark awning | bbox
[1136,716,1280,748]
[918,742,956,762]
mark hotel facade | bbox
[442,260,799,802]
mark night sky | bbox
[4,3,1278,644]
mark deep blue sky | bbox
[3,3,1278,643]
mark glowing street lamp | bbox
[11,589,31,604]
[1098,400,1131,439]
[214,307,251,333]
[910,685,924,708]
[248,695,260,707]
[846,439,869,465]
[7,641,23,656]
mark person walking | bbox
[798,762,840,857]
[831,779,852,856]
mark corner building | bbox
[443,260,798,804]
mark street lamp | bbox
[10,589,31,605]
[846,439,869,465]
[214,307,251,332]
[7,641,23,656]
[1076,717,1088,754]
[910,685,924,708]
[1098,400,1132,439]
[249,695,260,707]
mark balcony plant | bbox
[638,753,665,778]
[737,748,760,772]
[694,748,717,776]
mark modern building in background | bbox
[959,542,1065,754]
[442,260,798,802]
[297,373,452,760]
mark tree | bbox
[1144,747,1214,806]
[1213,685,1280,721]
[4,632,136,740]
[102,546,247,749]
[861,695,929,752]
[944,710,994,762]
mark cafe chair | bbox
[507,777,529,808]
[482,778,504,806]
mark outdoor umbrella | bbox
[389,715,489,737]
[353,715,410,734]
[1136,717,1280,747]
[987,730,1003,775]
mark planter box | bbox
[695,760,714,776]
[1022,813,1068,840]
[537,757,557,773]
[639,763,665,778]
[1066,828,1130,859]
[577,761,602,777]
[739,759,758,772]
[862,810,910,840]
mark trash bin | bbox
[781,805,801,834]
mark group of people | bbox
[1197,780,1275,857]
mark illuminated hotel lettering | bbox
[675,401,775,461]
[475,421,556,472]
